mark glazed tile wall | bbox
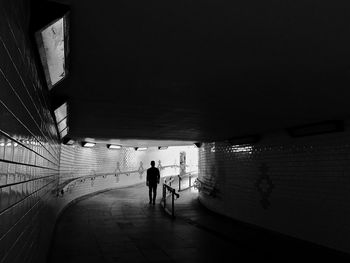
[198,121,350,254]
[59,144,198,183]
[0,1,60,263]
[57,144,198,212]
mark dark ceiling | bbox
[48,0,350,145]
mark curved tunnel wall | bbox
[56,144,198,214]
[197,124,350,254]
[0,1,60,262]
[2,0,350,260]
[0,3,199,262]
[59,144,198,183]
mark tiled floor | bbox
[48,184,349,263]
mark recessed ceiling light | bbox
[82,142,95,148]
[66,139,74,145]
[158,146,168,150]
[287,120,344,137]
[108,144,121,149]
[135,147,147,151]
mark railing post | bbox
[163,184,166,207]
[172,189,175,218]
[178,176,181,192]
[189,175,191,188]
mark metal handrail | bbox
[163,176,175,187]
[160,171,198,218]
[177,172,198,192]
[161,183,179,219]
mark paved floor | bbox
[48,184,349,263]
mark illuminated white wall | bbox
[59,144,198,183]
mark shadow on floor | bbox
[48,184,350,263]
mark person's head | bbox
[150,161,155,167]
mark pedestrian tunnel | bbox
[56,143,199,213]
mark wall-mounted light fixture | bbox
[54,102,69,139]
[135,147,147,151]
[82,142,95,148]
[60,127,68,138]
[62,137,74,145]
[66,139,74,145]
[107,144,121,149]
[287,120,344,137]
[158,146,168,150]
[33,2,70,90]
[227,134,260,145]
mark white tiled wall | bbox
[0,2,60,262]
[0,3,199,261]
[59,144,198,181]
[198,122,350,253]
[56,144,198,213]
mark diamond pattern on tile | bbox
[255,163,274,209]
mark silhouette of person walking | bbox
[146,161,160,205]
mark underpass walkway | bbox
[48,184,349,263]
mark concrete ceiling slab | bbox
[48,0,350,143]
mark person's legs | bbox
[148,186,152,204]
[152,186,157,205]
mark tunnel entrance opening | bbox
[58,143,199,205]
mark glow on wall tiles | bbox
[59,144,199,184]
[230,145,253,153]
[0,2,61,262]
